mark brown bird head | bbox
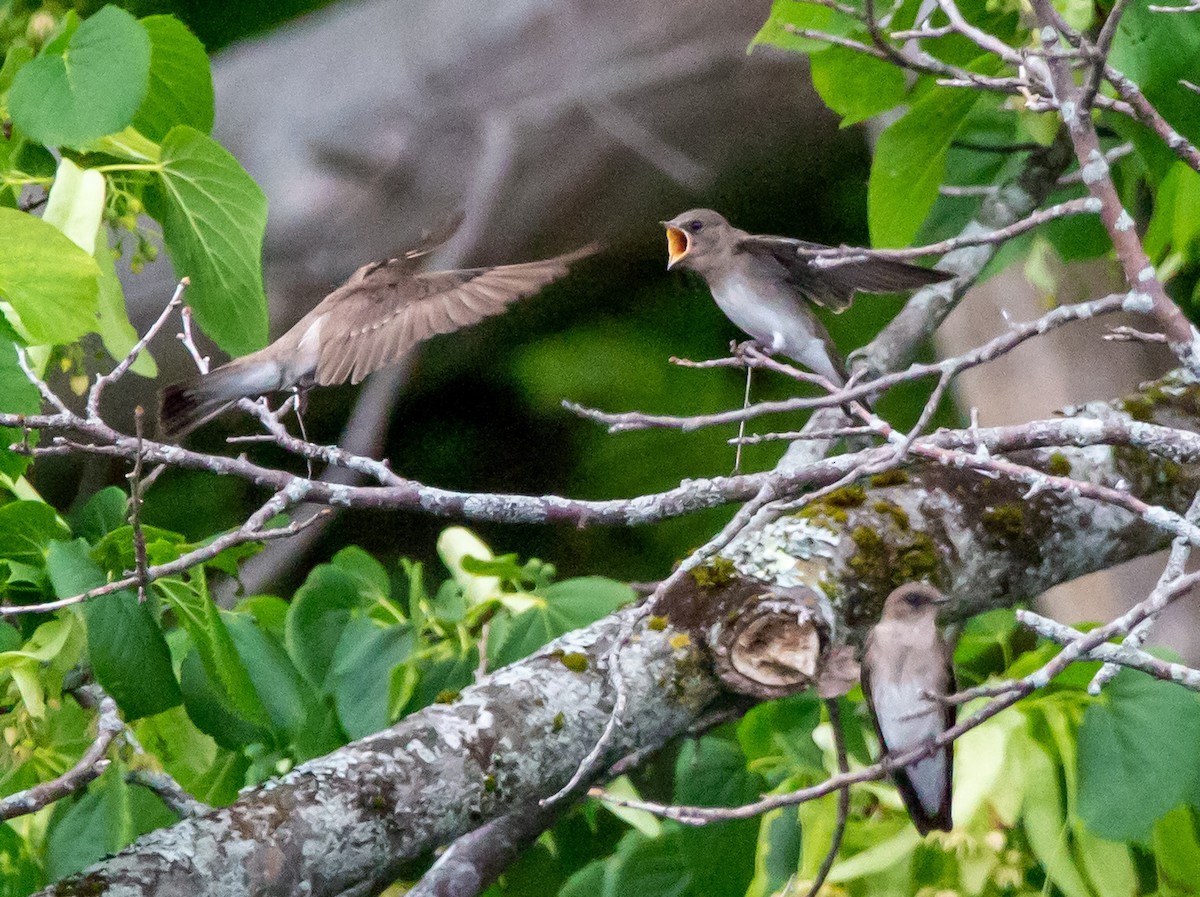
[881,582,950,622]
[662,208,735,273]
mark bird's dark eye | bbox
[906,594,923,608]
[688,220,703,233]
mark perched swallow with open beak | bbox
[159,218,596,438]
[861,582,955,835]
[662,209,953,385]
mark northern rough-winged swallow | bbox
[662,209,953,385]
[861,582,955,835]
[159,223,595,438]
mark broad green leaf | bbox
[0,501,70,565]
[8,6,151,147]
[156,577,271,729]
[737,694,824,780]
[1078,670,1200,840]
[604,833,692,897]
[1111,3,1200,147]
[0,818,41,895]
[331,545,391,606]
[178,647,273,750]
[1146,162,1200,261]
[47,539,181,720]
[1021,736,1093,897]
[1153,806,1200,889]
[225,614,313,739]
[869,73,995,247]
[560,860,607,897]
[0,46,33,95]
[67,486,128,543]
[46,764,174,881]
[42,158,105,252]
[0,338,41,479]
[810,46,907,128]
[330,617,415,739]
[488,578,633,668]
[145,125,268,355]
[750,0,857,54]
[1074,825,1137,897]
[133,16,214,141]
[285,564,368,689]
[674,736,761,808]
[131,704,219,800]
[0,207,100,344]
[95,227,156,376]
[747,804,801,897]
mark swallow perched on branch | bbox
[662,209,953,385]
[159,218,596,438]
[861,582,955,835]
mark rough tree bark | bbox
[37,375,1200,897]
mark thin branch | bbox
[126,770,211,819]
[127,407,150,603]
[804,700,850,897]
[0,686,122,820]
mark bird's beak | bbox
[932,593,952,606]
[663,224,689,270]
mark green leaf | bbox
[178,647,273,750]
[47,539,181,720]
[737,694,824,781]
[156,577,271,729]
[0,207,100,344]
[750,0,857,54]
[0,501,70,565]
[131,704,219,801]
[747,805,801,897]
[1153,806,1200,889]
[489,578,633,668]
[67,486,128,543]
[133,16,214,142]
[285,564,369,689]
[604,833,692,897]
[331,545,391,605]
[675,736,762,808]
[810,46,908,128]
[1110,2,1200,147]
[0,338,40,479]
[331,617,415,739]
[46,763,175,881]
[8,6,151,147]
[224,614,313,740]
[869,74,995,247]
[0,46,33,95]
[1146,162,1200,261]
[406,643,478,715]
[1078,670,1200,840]
[145,125,268,356]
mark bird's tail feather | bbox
[158,360,272,439]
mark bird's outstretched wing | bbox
[737,235,954,312]
[314,244,597,386]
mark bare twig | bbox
[0,686,122,820]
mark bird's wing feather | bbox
[862,633,954,835]
[313,245,595,386]
[736,235,953,313]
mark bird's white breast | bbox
[709,272,802,353]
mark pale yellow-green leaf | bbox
[437,526,503,607]
[950,702,1020,828]
[9,663,46,718]
[827,827,921,882]
[1074,824,1137,897]
[598,776,663,838]
[1020,737,1091,897]
[94,227,155,376]
[43,158,106,254]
